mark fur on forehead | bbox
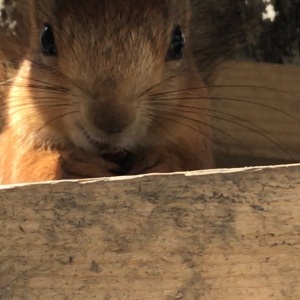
[29,0,190,29]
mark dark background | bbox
[191,0,300,76]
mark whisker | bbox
[5,104,76,128]
[2,104,74,120]
[2,103,73,115]
[150,84,300,100]
[146,112,175,142]
[3,96,76,102]
[35,110,78,134]
[150,96,300,124]
[0,78,14,86]
[151,103,294,160]
[0,48,86,94]
[22,78,69,91]
[146,110,233,163]
[147,108,252,158]
[0,82,82,97]
[138,60,201,98]
[3,99,80,110]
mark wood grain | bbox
[211,60,300,164]
[1,164,300,299]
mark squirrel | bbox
[0,0,214,184]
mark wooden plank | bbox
[1,164,300,299]
[210,60,300,164]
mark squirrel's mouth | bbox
[76,122,133,166]
[77,122,110,149]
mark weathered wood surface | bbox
[1,164,300,299]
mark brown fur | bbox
[0,0,214,184]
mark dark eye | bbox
[40,25,57,56]
[165,25,185,61]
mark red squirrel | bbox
[0,0,214,184]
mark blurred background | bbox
[191,0,300,167]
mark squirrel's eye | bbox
[165,25,185,61]
[41,25,57,56]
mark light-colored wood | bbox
[1,164,300,299]
[211,60,300,162]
